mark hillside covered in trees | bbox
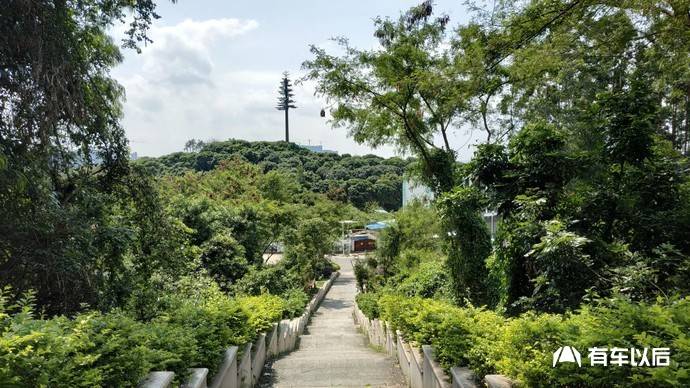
[135,140,411,211]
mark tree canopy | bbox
[136,139,412,211]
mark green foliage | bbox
[161,289,249,377]
[303,2,462,194]
[259,170,301,202]
[0,291,192,387]
[201,232,249,289]
[394,260,451,300]
[355,292,382,319]
[360,293,690,387]
[437,187,492,305]
[356,201,445,294]
[518,220,593,312]
[280,288,311,319]
[284,218,336,284]
[237,295,286,335]
[0,0,183,316]
[475,118,690,313]
[232,263,301,296]
[0,282,307,386]
[137,140,409,211]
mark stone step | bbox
[259,256,405,387]
[271,357,398,370]
[271,349,392,360]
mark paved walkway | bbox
[259,256,404,387]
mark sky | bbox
[112,0,485,160]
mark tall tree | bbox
[456,0,690,155]
[302,1,464,194]
[276,72,297,142]
[0,0,179,314]
[302,2,495,305]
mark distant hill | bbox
[134,139,412,211]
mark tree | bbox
[302,1,464,194]
[135,139,410,211]
[184,139,206,152]
[456,0,690,155]
[0,0,178,314]
[276,72,297,142]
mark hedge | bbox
[0,289,294,387]
[358,292,690,387]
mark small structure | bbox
[299,144,337,154]
[351,231,377,252]
[365,221,392,231]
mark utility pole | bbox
[276,72,297,142]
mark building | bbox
[299,144,337,154]
[402,179,500,240]
[402,179,435,206]
[336,229,379,254]
[351,233,377,252]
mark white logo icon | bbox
[553,346,582,367]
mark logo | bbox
[553,346,582,367]
[553,346,671,367]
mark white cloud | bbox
[114,17,392,158]
[136,18,258,87]
[154,18,259,46]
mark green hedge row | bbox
[0,289,296,387]
[356,293,690,387]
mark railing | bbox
[138,272,340,388]
[353,303,517,388]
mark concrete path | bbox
[259,255,404,387]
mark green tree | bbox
[302,1,462,193]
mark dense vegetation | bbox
[357,292,690,387]
[3,0,690,386]
[323,1,690,386]
[0,2,361,386]
[136,139,410,211]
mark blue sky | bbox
[112,0,484,159]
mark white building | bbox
[402,179,435,206]
[402,179,499,240]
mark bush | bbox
[355,292,381,319]
[0,279,306,387]
[237,294,285,335]
[165,288,249,376]
[0,294,195,387]
[232,264,301,296]
[358,293,690,387]
[281,288,310,319]
[394,260,451,300]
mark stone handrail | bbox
[353,302,517,388]
[139,271,340,388]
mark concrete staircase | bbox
[259,256,404,387]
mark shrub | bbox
[0,279,301,387]
[201,232,249,289]
[237,294,285,335]
[232,264,301,296]
[394,260,451,300]
[355,292,381,319]
[166,290,249,376]
[0,297,190,387]
[280,288,310,319]
[358,293,690,387]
